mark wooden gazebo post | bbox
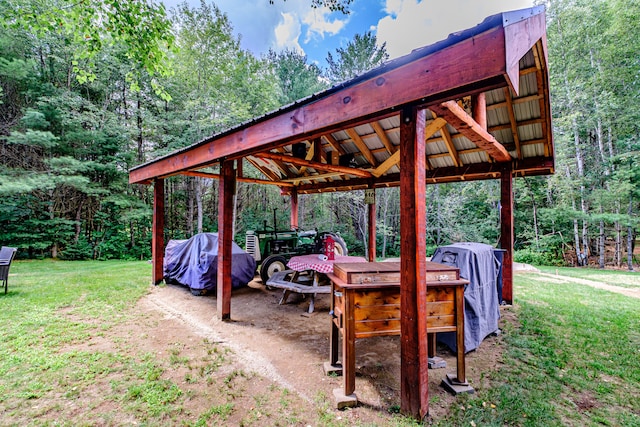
[500,164,514,304]
[367,184,376,262]
[217,159,236,320]
[290,187,299,230]
[152,178,165,285]
[399,106,429,419]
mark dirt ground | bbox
[137,277,510,424]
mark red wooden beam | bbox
[500,164,514,304]
[217,160,236,320]
[367,186,376,262]
[152,179,165,285]
[399,106,429,419]
[130,24,512,184]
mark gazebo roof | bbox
[129,6,553,193]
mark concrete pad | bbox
[428,356,447,369]
[333,388,357,409]
[323,361,343,376]
[441,373,475,395]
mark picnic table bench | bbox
[266,254,367,313]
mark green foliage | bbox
[325,31,389,83]
[514,248,563,266]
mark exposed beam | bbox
[371,149,400,178]
[503,87,522,158]
[246,157,281,181]
[255,151,373,178]
[181,170,294,187]
[371,121,396,154]
[346,128,377,167]
[430,101,511,162]
[430,112,461,167]
[295,157,554,193]
[322,133,345,155]
[129,23,512,184]
[280,171,344,183]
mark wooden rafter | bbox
[371,121,396,154]
[346,128,377,167]
[532,41,552,157]
[371,150,400,178]
[246,157,281,181]
[503,87,522,158]
[182,170,294,187]
[255,151,372,178]
[429,101,511,162]
[322,133,345,155]
[430,112,461,167]
[281,171,344,183]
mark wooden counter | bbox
[325,261,469,401]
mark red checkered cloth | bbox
[286,254,367,273]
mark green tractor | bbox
[245,210,348,283]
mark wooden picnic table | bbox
[266,254,367,313]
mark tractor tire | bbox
[327,233,348,256]
[260,254,288,285]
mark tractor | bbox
[245,209,348,283]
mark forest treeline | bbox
[0,0,638,268]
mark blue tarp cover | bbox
[163,233,256,293]
[431,242,501,353]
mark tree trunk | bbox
[598,215,605,269]
[187,178,195,236]
[523,178,540,249]
[196,177,204,234]
[628,194,635,271]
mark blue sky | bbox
[162,0,536,67]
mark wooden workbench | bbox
[325,261,469,404]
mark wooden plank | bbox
[181,170,294,187]
[322,133,345,155]
[346,128,377,167]
[500,164,514,304]
[129,25,510,184]
[354,304,400,322]
[425,314,456,328]
[472,92,487,130]
[503,87,522,159]
[430,101,511,162]
[430,111,462,168]
[216,160,235,320]
[152,178,165,285]
[353,290,401,306]
[371,120,396,154]
[455,285,466,382]
[399,106,429,418]
[371,149,400,178]
[503,6,547,95]
[355,319,401,336]
[255,151,373,178]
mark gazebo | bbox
[129,6,553,419]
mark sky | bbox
[162,0,536,67]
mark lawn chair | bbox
[0,246,17,294]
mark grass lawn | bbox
[0,260,638,426]
[537,266,640,289]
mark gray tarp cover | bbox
[163,233,256,292]
[431,242,501,353]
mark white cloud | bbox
[301,7,349,43]
[274,12,304,53]
[376,0,535,59]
